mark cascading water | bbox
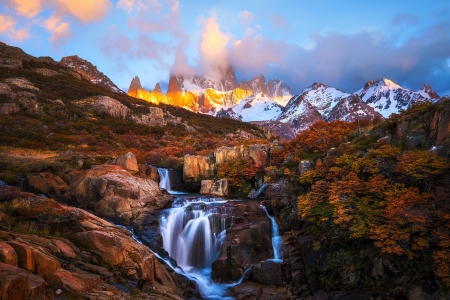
[261,206,283,262]
[160,197,237,299]
[157,168,172,192]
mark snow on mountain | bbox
[240,75,293,106]
[277,94,323,133]
[60,55,124,94]
[216,93,283,122]
[327,94,383,122]
[355,78,440,117]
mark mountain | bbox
[216,93,283,122]
[240,75,293,106]
[60,55,124,94]
[277,95,323,133]
[327,94,383,122]
[355,78,440,117]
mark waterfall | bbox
[261,206,283,262]
[160,197,236,299]
[158,168,171,192]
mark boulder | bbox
[32,249,61,275]
[69,164,173,222]
[51,239,78,259]
[0,262,46,300]
[138,164,160,182]
[93,96,129,119]
[113,152,139,173]
[200,179,228,196]
[0,242,18,266]
[25,172,70,201]
[134,107,167,126]
[74,230,126,265]
[7,241,34,272]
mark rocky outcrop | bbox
[133,106,166,126]
[183,144,271,187]
[112,152,139,173]
[60,55,124,93]
[211,202,272,282]
[200,179,228,196]
[183,154,215,183]
[92,96,129,119]
[138,164,160,182]
[35,68,60,76]
[430,98,450,152]
[128,76,142,98]
[0,185,188,299]
[68,164,173,222]
[25,172,70,202]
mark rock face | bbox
[211,202,272,282]
[25,172,70,202]
[0,103,19,115]
[92,96,129,119]
[133,106,166,126]
[68,164,173,222]
[128,75,142,98]
[200,179,228,196]
[0,185,188,299]
[183,144,271,186]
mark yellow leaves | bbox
[395,150,449,181]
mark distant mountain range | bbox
[57,55,440,139]
[127,67,439,139]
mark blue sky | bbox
[1,0,450,95]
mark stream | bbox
[155,168,283,299]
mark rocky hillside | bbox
[60,55,124,94]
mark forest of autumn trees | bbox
[265,118,450,286]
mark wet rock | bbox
[200,179,228,196]
[298,235,325,270]
[251,260,283,286]
[0,262,46,300]
[25,172,70,202]
[113,152,139,173]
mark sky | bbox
[1,0,450,96]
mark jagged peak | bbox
[153,82,162,93]
[419,83,440,99]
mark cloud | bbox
[238,10,254,26]
[5,0,111,45]
[199,15,231,80]
[0,14,29,40]
[228,20,450,95]
[270,13,290,32]
[390,12,419,27]
[7,0,43,18]
[171,49,196,77]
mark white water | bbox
[261,206,283,262]
[160,197,237,299]
[158,168,185,195]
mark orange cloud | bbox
[200,15,230,80]
[54,0,111,23]
[0,14,29,40]
[8,0,44,17]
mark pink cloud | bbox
[238,10,254,26]
[270,13,290,32]
[0,14,29,40]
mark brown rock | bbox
[51,239,78,259]
[183,154,215,182]
[7,241,34,272]
[113,152,139,173]
[74,230,126,265]
[138,164,160,182]
[25,172,70,201]
[69,164,173,222]
[45,268,101,294]
[32,249,61,275]
[0,262,46,300]
[0,242,18,266]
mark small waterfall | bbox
[158,168,171,192]
[160,197,236,299]
[261,206,283,262]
